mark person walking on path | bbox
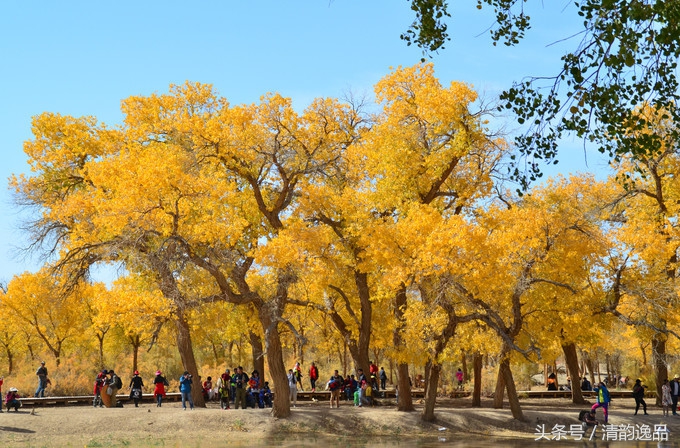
[153,370,169,407]
[379,367,387,391]
[179,371,194,410]
[288,369,298,407]
[632,378,648,415]
[35,361,49,397]
[128,370,145,407]
[591,381,611,424]
[662,378,672,417]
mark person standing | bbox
[216,371,231,410]
[93,370,107,407]
[128,370,145,407]
[662,378,672,417]
[309,362,319,392]
[379,367,387,390]
[179,371,194,410]
[293,362,303,391]
[369,361,379,391]
[672,375,680,416]
[591,381,611,424]
[456,368,464,390]
[232,366,249,410]
[35,361,48,397]
[287,369,298,408]
[107,369,122,405]
[153,370,169,407]
[329,370,343,408]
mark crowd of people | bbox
[0,359,464,411]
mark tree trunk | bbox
[3,345,13,375]
[499,358,524,420]
[472,352,482,407]
[584,356,595,385]
[493,363,505,408]
[652,334,668,407]
[97,334,105,369]
[249,331,265,384]
[422,361,441,421]
[562,342,586,404]
[394,285,413,412]
[461,351,468,386]
[131,334,141,373]
[258,304,290,418]
[175,312,205,408]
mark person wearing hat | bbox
[35,361,48,397]
[5,387,21,412]
[632,378,648,415]
[672,375,680,415]
[128,370,145,407]
[152,370,169,407]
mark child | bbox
[217,372,231,410]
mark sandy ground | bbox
[0,395,678,447]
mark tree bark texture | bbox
[472,352,482,407]
[562,342,586,404]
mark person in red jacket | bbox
[93,370,107,407]
[153,370,169,407]
[369,361,379,391]
[309,362,319,392]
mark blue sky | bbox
[0,1,611,283]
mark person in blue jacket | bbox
[179,371,194,410]
[591,381,611,423]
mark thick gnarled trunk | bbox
[175,311,205,408]
[422,361,441,421]
[258,304,290,418]
[249,331,265,384]
[653,334,668,407]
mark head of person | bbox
[334,370,339,376]
[134,370,139,376]
[40,361,45,366]
[237,366,243,373]
[207,376,212,381]
[155,370,162,376]
[288,369,293,374]
[252,370,259,377]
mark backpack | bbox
[113,375,123,389]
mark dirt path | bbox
[0,396,676,447]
